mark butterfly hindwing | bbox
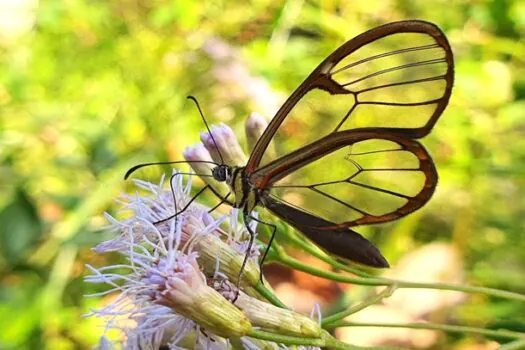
[252,130,437,227]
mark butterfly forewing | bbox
[246,21,453,172]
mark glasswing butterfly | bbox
[127,20,454,273]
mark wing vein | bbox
[342,58,447,88]
[334,103,358,132]
[272,178,356,188]
[356,75,447,94]
[362,168,422,171]
[347,180,412,199]
[358,98,442,106]
[311,187,371,216]
[349,148,404,156]
[330,43,440,75]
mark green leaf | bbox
[0,189,43,263]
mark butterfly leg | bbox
[199,326,216,343]
[245,214,276,286]
[207,192,231,214]
[166,170,216,218]
[167,171,185,217]
[154,184,210,225]
[231,209,258,303]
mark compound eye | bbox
[212,167,225,182]
[214,166,230,182]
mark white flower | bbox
[87,121,327,349]
[86,173,252,349]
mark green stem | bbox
[246,329,395,349]
[324,321,525,341]
[254,282,287,308]
[499,339,525,350]
[322,285,396,327]
[246,329,327,348]
[278,254,525,302]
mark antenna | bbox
[124,160,219,180]
[187,96,225,165]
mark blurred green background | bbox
[1,0,525,349]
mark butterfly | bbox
[127,20,454,272]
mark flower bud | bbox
[183,143,230,197]
[146,256,252,338]
[191,231,261,288]
[236,291,322,338]
[200,123,247,166]
[245,112,268,152]
[244,113,276,163]
[183,142,215,174]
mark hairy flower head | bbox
[87,120,323,349]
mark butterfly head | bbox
[211,165,232,183]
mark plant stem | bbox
[498,339,525,350]
[322,286,396,326]
[246,329,396,349]
[324,321,525,341]
[278,254,525,302]
[254,282,287,308]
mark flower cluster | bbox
[86,116,321,349]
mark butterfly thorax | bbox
[212,165,258,211]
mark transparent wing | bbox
[253,131,437,227]
[246,20,453,172]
